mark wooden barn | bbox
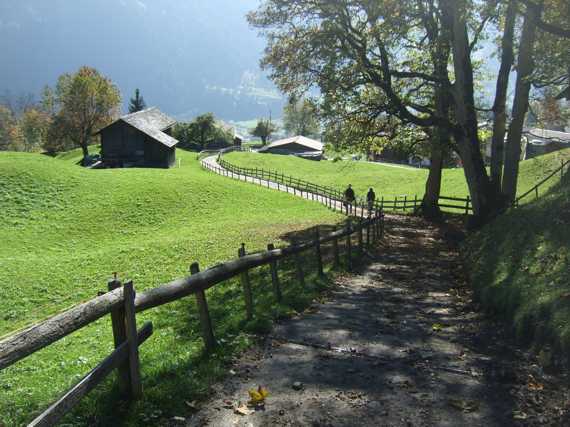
[258,135,323,159]
[97,107,179,168]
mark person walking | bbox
[344,184,355,214]
[367,187,376,215]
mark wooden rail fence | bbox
[203,151,473,214]
[514,158,570,205]
[0,208,384,426]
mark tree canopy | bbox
[250,118,277,144]
[173,113,234,151]
[283,97,320,137]
[129,88,147,113]
[47,66,121,162]
[249,0,570,222]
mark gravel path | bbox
[185,215,569,427]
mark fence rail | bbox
[515,158,570,205]
[208,152,473,214]
[0,194,384,426]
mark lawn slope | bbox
[0,149,343,425]
[225,149,570,201]
[464,172,570,365]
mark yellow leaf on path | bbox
[432,323,445,332]
[248,386,270,405]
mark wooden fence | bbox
[0,210,384,426]
[514,158,570,205]
[209,153,473,214]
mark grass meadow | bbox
[225,149,570,202]
[0,148,344,425]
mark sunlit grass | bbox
[0,148,345,425]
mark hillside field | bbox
[225,149,570,201]
[0,149,343,425]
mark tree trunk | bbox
[422,32,451,221]
[81,142,89,166]
[441,0,497,223]
[490,0,516,192]
[421,135,444,220]
[502,4,541,203]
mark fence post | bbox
[293,239,305,286]
[404,195,407,212]
[267,243,282,303]
[108,277,129,396]
[535,187,539,199]
[358,219,364,255]
[414,195,418,211]
[238,244,254,321]
[315,227,324,277]
[346,219,352,271]
[366,215,371,247]
[123,281,142,399]
[465,196,470,216]
[332,229,340,269]
[190,263,216,353]
[373,210,379,243]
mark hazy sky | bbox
[0,0,283,120]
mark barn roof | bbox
[259,135,323,152]
[98,107,179,148]
[525,128,570,143]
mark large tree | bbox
[249,0,570,223]
[0,105,21,151]
[173,113,233,150]
[48,66,121,163]
[20,108,51,152]
[283,97,320,137]
[250,118,278,144]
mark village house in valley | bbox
[258,135,323,159]
[97,107,179,168]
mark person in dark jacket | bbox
[344,184,355,214]
[367,187,376,213]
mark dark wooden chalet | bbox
[97,107,179,168]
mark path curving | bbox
[201,155,370,218]
[185,215,568,427]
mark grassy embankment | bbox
[464,162,570,365]
[0,148,344,426]
[225,150,570,201]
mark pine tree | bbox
[128,88,146,113]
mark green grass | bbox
[0,148,344,426]
[463,172,570,365]
[225,149,570,201]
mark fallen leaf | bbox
[185,400,198,411]
[448,398,479,413]
[234,404,254,416]
[432,323,446,332]
[248,386,270,405]
[513,410,528,420]
[528,375,544,391]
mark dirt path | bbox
[185,215,568,427]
